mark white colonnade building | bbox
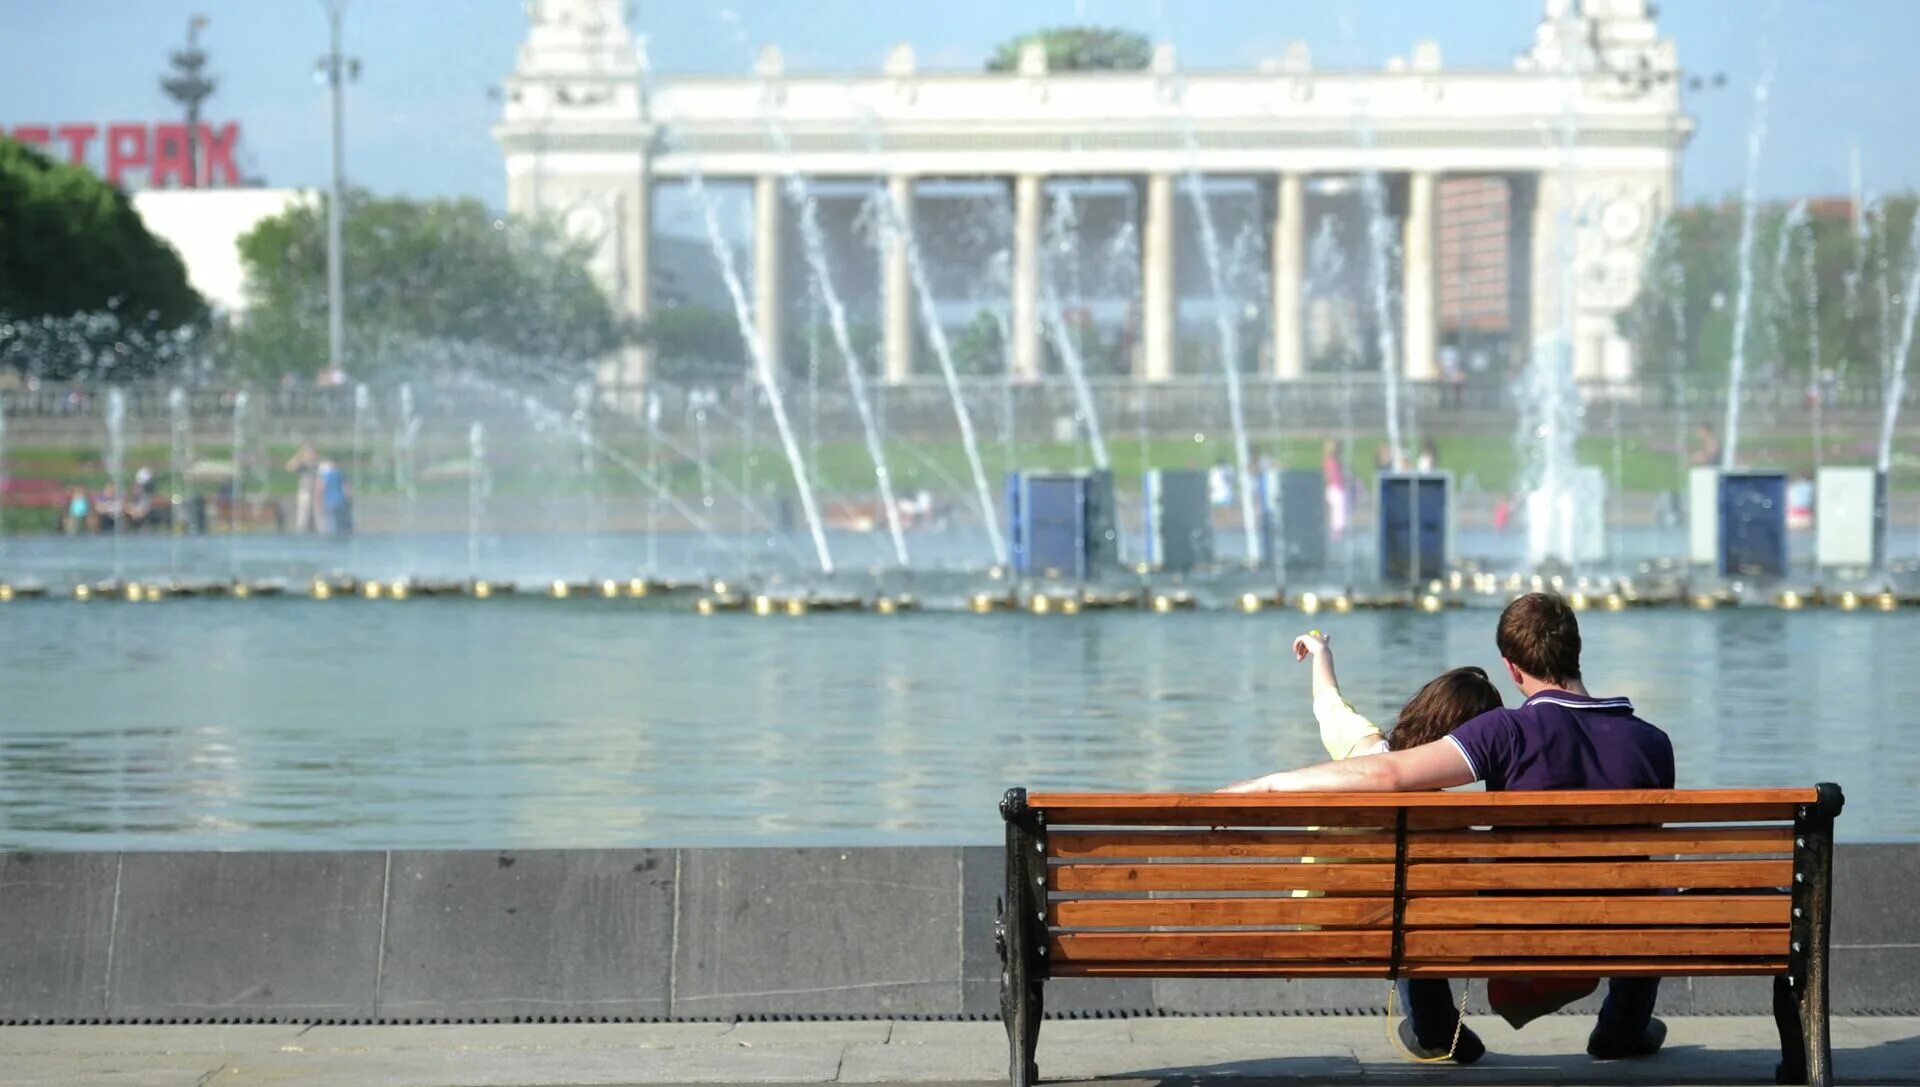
[496,0,1691,389]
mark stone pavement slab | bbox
[0,1016,1914,1086]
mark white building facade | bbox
[496,0,1692,387]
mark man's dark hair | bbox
[1496,592,1582,683]
[1387,666,1504,751]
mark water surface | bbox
[0,601,1907,848]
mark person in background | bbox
[1416,439,1439,473]
[1691,423,1721,467]
[93,482,122,533]
[62,487,93,535]
[1208,460,1233,508]
[1787,473,1815,531]
[1438,336,1464,408]
[1321,439,1349,540]
[287,444,319,534]
[318,458,352,537]
[124,472,154,532]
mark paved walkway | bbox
[1,1016,1915,1086]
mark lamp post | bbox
[159,15,213,187]
[316,1,359,377]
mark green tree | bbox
[986,26,1151,72]
[639,304,748,383]
[946,310,1007,374]
[1621,195,1920,395]
[231,192,628,380]
[0,137,205,377]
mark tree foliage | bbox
[986,27,1152,73]
[0,137,205,377]
[639,304,749,383]
[1621,195,1920,397]
[231,192,629,381]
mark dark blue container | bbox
[1378,471,1451,583]
[1719,470,1788,578]
[1144,469,1214,571]
[1258,469,1326,571]
[1006,470,1116,578]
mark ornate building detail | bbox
[498,0,1690,386]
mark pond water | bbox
[0,599,1908,849]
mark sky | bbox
[2,0,1917,209]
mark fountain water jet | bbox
[104,388,126,581]
[1307,213,1360,584]
[1721,44,1779,470]
[1879,219,1920,473]
[1519,9,1591,573]
[1178,162,1261,564]
[167,387,192,576]
[0,393,8,547]
[869,168,1007,566]
[1354,144,1406,467]
[229,390,249,582]
[1039,191,1109,469]
[645,392,662,572]
[769,161,907,563]
[467,422,488,579]
[351,383,372,572]
[688,171,833,573]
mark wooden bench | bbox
[996,786,1844,1086]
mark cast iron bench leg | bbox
[1773,975,1807,1085]
[999,922,1043,1087]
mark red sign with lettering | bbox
[6,121,243,188]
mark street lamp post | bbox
[159,15,213,187]
[316,1,359,377]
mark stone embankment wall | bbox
[3,845,1914,1024]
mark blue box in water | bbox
[1378,471,1451,582]
[1006,470,1117,578]
[1144,469,1214,571]
[1719,470,1788,578]
[1258,469,1326,570]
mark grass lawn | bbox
[4,429,1911,525]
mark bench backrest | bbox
[1000,787,1842,981]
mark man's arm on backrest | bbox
[1219,739,1477,793]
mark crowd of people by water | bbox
[54,445,354,538]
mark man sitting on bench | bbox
[1224,592,1675,1065]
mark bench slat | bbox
[1051,930,1391,962]
[1051,958,1788,979]
[1049,829,1397,860]
[1406,826,1792,859]
[1404,859,1790,892]
[1026,790,1814,828]
[1050,897,1394,928]
[1404,927,1789,959]
[1404,805,1798,829]
[1052,863,1395,893]
[1403,894,1791,927]
[1054,962,1393,979]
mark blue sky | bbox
[2,0,1916,207]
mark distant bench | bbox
[996,786,1844,1087]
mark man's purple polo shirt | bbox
[1443,689,1675,791]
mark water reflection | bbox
[0,604,1912,848]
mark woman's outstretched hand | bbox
[1293,630,1329,661]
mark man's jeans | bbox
[1397,977,1660,1049]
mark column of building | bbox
[753,174,784,375]
[1139,173,1175,381]
[617,159,653,391]
[1270,172,1304,380]
[1402,170,1439,383]
[882,175,915,384]
[1010,174,1044,380]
